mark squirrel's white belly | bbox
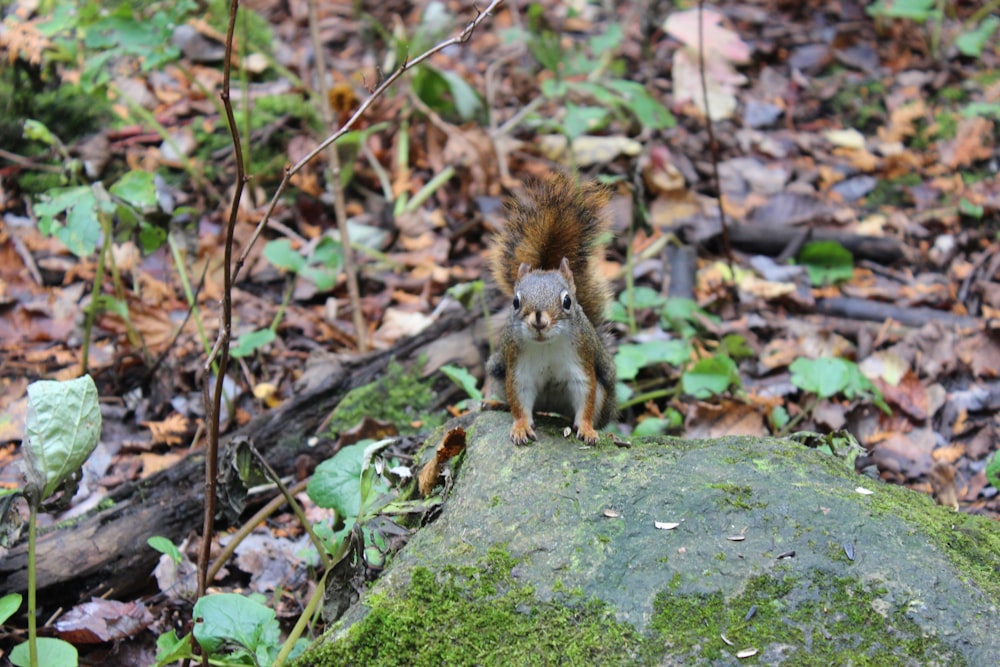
[515,336,595,418]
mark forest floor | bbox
[0,0,998,664]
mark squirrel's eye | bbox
[561,291,572,311]
[513,293,521,310]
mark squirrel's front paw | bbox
[576,422,599,445]
[510,419,537,446]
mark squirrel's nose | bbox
[531,312,549,331]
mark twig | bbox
[233,0,506,286]
[198,0,246,623]
[696,0,734,275]
[307,0,368,352]
[0,148,62,173]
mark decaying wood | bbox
[0,309,482,607]
[813,297,980,329]
[727,224,907,265]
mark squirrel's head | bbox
[511,258,579,341]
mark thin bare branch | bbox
[234,0,505,285]
[307,0,369,351]
[198,0,245,614]
[697,0,735,273]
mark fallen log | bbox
[0,308,482,607]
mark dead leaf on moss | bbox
[418,426,466,497]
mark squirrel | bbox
[486,174,617,446]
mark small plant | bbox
[796,241,854,286]
[503,3,674,142]
[440,365,484,411]
[0,376,102,667]
[790,357,889,414]
[867,0,1000,59]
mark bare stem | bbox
[197,0,246,615]
[697,0,734,273]
[307,0,369,351]
[233,0,506,285]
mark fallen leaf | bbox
[418,427,466,496]
[141,413,189,447]
[55,598,153,643]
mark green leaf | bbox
[263,239,306,273]
[34,186,93,219]
[311,236,344,271]
[769,405,790,430]
[563,104,608,141]
[412,66,481,121]
[789,357,887,412]
[230,328,276,359]
[300,265,338,291]
[440,365,483,401]
[147,536,182,564]
[632,414,680,437]
[961,102,1000,120]
[615,340,690,381]
[307,441,388,519]
[866,0,935,20]
[445,280,484,309]
[0,593,22,625]
[955,16,999,57]
[154,630,194,666]
[138,221,168,253]
[720,334,754,359]
[23,376,102,502]
[793,358,844,397]
[109,170,157,209]
[986,451,1000,491]
[627,286,668,310]
[605,79,675,130]
[958,197,983,219]
[10,637,78,667]
[23,119,58,146]
[588,23,623,53]
[789,357,852,398]
[660,297,719,338]
[193,593,280,666]
[59,197,102,258]
[681,356,740,398]
[797,240,854,286]
[440,70,483,121]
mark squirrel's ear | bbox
[517,262,532,280]
[558,257,576,290]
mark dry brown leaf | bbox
[418,427,466,496]
[142,413,189,446]
[338,416,399,448]
[139,451,185,479]
[932,443,965,464]
[684,399,767,438]
[879,100,926,143]
[927,461,959,510]
[939,117,995,169]
[55,598,153,644]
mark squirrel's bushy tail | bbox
[490,174,612,326]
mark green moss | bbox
[865,173,922,208]
[297,548,654,666]
[649,571,964,665]
[938,86,968,103]
[325,360,444,436]
[827,79,887,131]
[866,480,1000,601]
[707,482,763,511]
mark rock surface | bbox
[297,412,1000,666]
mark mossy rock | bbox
[296,412,1000,666]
